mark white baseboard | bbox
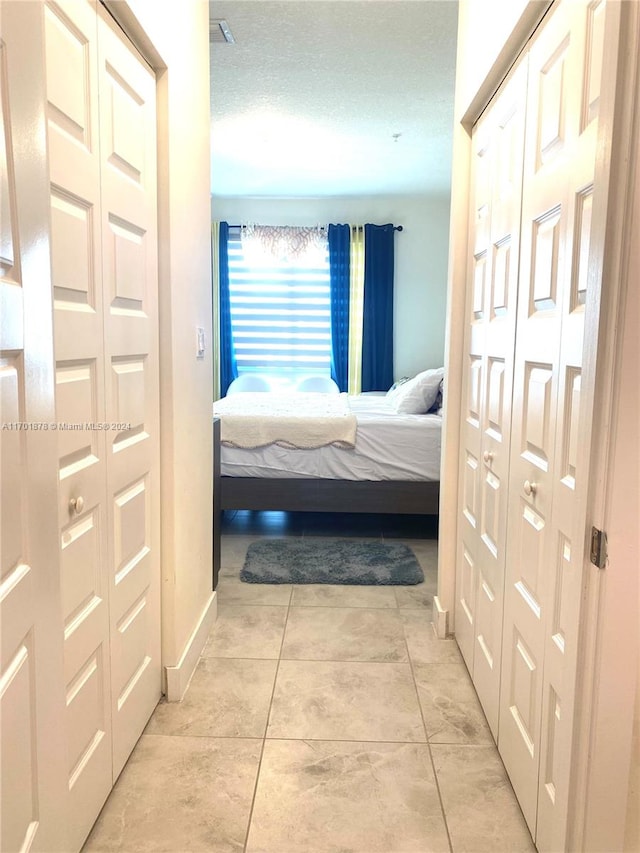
[432,595,449,638]
[164,591,217,702]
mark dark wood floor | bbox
[221,509,439,540]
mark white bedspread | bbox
[213,391,358,449]
[215,393,442,482]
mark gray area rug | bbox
[240,539,424,585]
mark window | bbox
[227,228,331,388]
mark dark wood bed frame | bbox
[213,418,440,516]
[220,475,439,514]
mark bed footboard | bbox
[219,476,439,515]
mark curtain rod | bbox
[353,225,403,232]
[227,224,403,232]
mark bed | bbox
[212,369,444,517]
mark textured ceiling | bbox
[209,1,458,197]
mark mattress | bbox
[217,393,442,481]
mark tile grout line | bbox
[407,671,455,853]
[204,654,450,666]
[242,561,294,853]
[401,572,455,853]
[142,728,501,747]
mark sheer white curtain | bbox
[348,224,365,395]
[241,224,327,266]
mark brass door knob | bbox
[69,495,85,515]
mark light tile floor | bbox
[84,512,535,853]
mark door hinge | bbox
[590,527,608,569]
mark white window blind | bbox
[227,228,331,386]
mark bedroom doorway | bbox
[208,1,456,544]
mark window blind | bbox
[227,229,331,386]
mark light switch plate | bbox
[196,326,206,359]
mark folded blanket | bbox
[213,391,357,450]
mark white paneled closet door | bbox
[498,0,608,848]
[455,0,619,847]
[44,0,160,848]
[455,60,527,737]
[45,4,113,846]
[97,7,161,782]
[0,5,67,851]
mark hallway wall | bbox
[119,0,215,693]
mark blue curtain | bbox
[218,221,237,396]
[328,224,350,392]
[361,223,395,391]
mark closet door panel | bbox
[455,60,527,738]
[499,1,609,844]
[97,9,161,782]
[535,1,606,849]
[454,117,490,671]
[1,4,67,849]
[44,2,113,849]
[499,0,572,831]
[472,66,527,735]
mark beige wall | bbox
[115,0,215,684]
[625,676,640,851]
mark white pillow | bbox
[388,368,444,414]
[386,376,410,395]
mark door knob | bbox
[483,450,494,463]
[69,495,85,515]
[523,480,537,496]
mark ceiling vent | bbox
[209,19,235,44]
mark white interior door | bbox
[97,5,161,782]
[44,0,160,844]
[498,0,608,846]
[455,60,527,737]
[534,0,607,848]
[44,1,113,847]
[471,62,528,737]
[1,4,67,851]
[454,105,491,679]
